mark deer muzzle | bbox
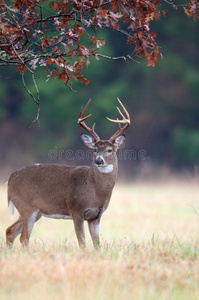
[95,156,104,166]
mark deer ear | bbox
[113,134,126,149]
[81,134,95,149]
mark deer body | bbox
[6,99,130,248]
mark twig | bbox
[31,72,41,126]
[163,0,184,7]
[22,72,40,127]
[11,43,41,126]
[97,53,142,64]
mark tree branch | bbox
[97,53,142,64]
[22,72,40,127]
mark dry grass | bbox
[0,178,199,300]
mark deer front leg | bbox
[73,215,86,248]
[88,218,100,249]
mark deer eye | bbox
[107,149,112,153]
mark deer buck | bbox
[6,98,130,248]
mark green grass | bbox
[0,179,199,299]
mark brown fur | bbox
[6,98,130,248]
[6,140,120,248]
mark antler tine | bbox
[107,98,131,143]
[116,106,126,122]
[107,106,126,123]
[78,98,92,120]
[92,123,96,131]
[117,118,122,130]
[107,98,130,124]
[79,114,92,122]
[82,98,92,118]
[78,99,100,142]
[117,97,130,120]
[78,105,83,119]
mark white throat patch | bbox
[97,164,113,174]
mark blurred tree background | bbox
[1,6,199,180]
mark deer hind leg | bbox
[6,217,23,247]
[88,218,100,249]
[19,210,40,247]
[73,214,86,248]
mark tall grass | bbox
[0,179,199,300]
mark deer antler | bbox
[78,98,100,142]
[107,98,131,143]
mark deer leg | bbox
[88,218,100,249]
[73,215,86,248]
[20,210,39,247]
[19,222,29,247]
[6,217,23,247]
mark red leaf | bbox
[78,76,84,83]
[42,38,49,47]
[16,65,27,75]
[77,77,90,86]
[84,78,90,86]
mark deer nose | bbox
[95,157,104,165]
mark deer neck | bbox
[89,156,118,191]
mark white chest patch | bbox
[97,164,113,174]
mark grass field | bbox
[0,178,199,300]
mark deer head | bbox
[78,98,130,173]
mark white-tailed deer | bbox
[6,98,130,248]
